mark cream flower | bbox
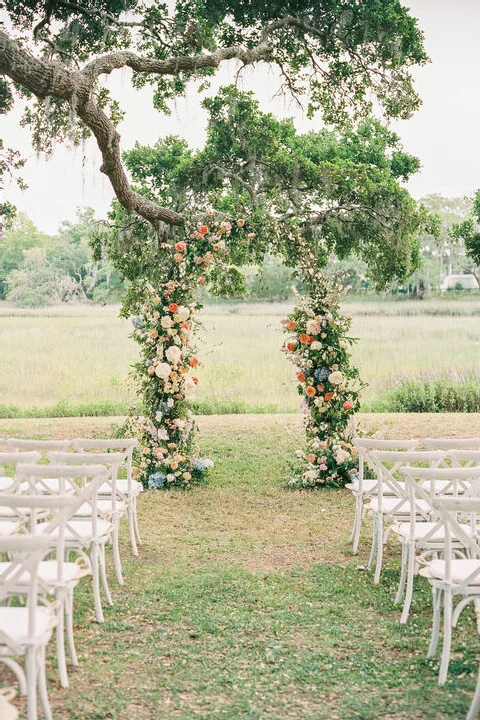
[174,306,190,323]
[310,341,322,351]
[328,370,344,385]
[184,376,196,392]
[161,316,173,329]
[154,362,171,379]
[165,345,182,365]
[306,319,320,335]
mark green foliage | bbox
[6,247,58,307]
[368,378,480,413]
[0,212,52,298]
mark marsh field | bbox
[1,297,480,414]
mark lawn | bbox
[1,413,480,719]
[1,299,480,414]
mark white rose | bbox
[161,316,173,329]
[328,370,344,385]
[154,362,171,379]
[335,449,350,464]
[304,470,318,480]
[165,345,182,365]
[174,307,190,322]
[310,341,322,350]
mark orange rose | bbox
[299,334,310,344]
[297,372,306,382]
[198,276,206,284]
[343,400,354,411]
[287,320,296,331]
[317,383,324,392]
[192,377,199,385]
[306,335,314,344]
[189,357,199,368]
[286,342,297,352]
[306,453,316,463]
[236,218,245,227]
[306,386,316,397]
[168,303,179,313]
[175,241,187,252]
[199,224,209,235]
[324,392,334,402]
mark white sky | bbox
[3,0,480,234]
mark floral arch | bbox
[123,215,363,491]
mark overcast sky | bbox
[4,0,480,234]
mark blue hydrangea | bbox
[144,358,153,367]
[148,472,167,489]
[193,459,208,473]
[314,366,330,382]
[132,316,144,328]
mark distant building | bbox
[440,273,479,291]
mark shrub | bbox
[367,378,480,413]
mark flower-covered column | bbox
[125,217,251,489]
[282,238,364,487]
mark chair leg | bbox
[400,542,417,624]
[133,497,142,545]
[367,516,377,571]
[128,502,139,556]
[439,589,453,685]
[90,545,104,623]
[395,540,408,605]
[374,516,384,584]
[65,587,78,666]
[351,496,364,554]
[99,543,113,606]
[25,647,38,720]
[467,657,480,720]
[111,527,124,585]
[36,646,53,720]
[55,591,69,688]
[427,586,442,659]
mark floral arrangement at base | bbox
[282,275,364,489]
[125,215,252,489]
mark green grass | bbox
[1,298,480,415]
[2,414,480,719]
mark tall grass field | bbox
[1,298,479,414]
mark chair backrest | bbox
[401,465,480,524]
[15,463,108,548]
[6,439,72,453]
[47,451,126,512]
[0,451,42,492]
[367,449,448,517]
[351,438,422,493]
[422,438,480,450]
[445,449,480,468]
[71,438,137,494]
[432,495,480,588]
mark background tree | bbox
[2,0,428,244]
[0,212,52,298]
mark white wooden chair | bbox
[365,449,447,583]
[71,438,142,556]
[420,493,480,685]
[349,438,421,554]
[16,463,112,625]
[395,466,480,625]
[0,451,42,493]
[48,450,128,586]
[0,491,79,720]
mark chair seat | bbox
[345,479,379,494]
[0,521,22,536]
[367,497,430,515]
[393,521,448,542]
[0,477,15,492]
[420,558,480,585]
[98,479,143,497]
[0,606,55,646]
[74,499,127,518]
[40,518,113,543]
[0,559,90,587]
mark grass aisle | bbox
[2,413,480,719]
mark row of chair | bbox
[0,437,143,720]
[347,436,480,720]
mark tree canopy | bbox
[2,0,428,237]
